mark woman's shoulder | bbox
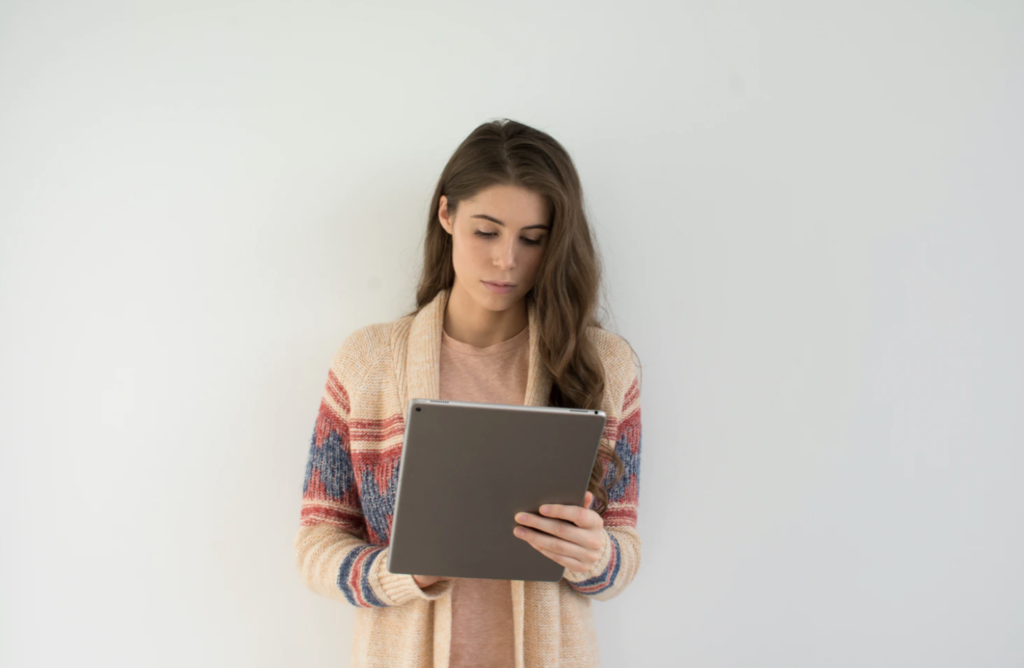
[329,317,407,387]
[585,325,636,363]
[585,325,640,385]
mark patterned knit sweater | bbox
[294,288,643,668]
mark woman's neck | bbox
[442,282,529,348]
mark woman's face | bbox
[439,184,550,312]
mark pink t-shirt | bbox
[440,321,530,668]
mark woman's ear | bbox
[438,195,453,235]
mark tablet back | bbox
[387,398,606,582]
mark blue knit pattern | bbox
[358,459,401,545]
[303,425,357,502]
[603,428,641,504]
[337,544,388,607]
[569,533,622,595]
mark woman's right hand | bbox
[413,574,453,589]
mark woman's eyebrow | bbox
[471,214,550,230]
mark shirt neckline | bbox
[441,323,530,357]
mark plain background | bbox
[1,1,1022,666]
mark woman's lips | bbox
[483,281,516,294]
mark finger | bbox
[538,502,602,529]
[513,525,601,564]
[535,545,587,573]
[515,512,604,552]
[585,491,594,509]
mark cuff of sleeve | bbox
[563,528,612,583]
[373,548,455,606]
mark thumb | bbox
[585,490,594,509]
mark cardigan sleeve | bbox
[563,360,642,601]
[293,342,454,608]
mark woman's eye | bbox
[474,230,543,245]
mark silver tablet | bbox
[386,398,607,582]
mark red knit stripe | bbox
[300,505,364,532]
[622,376,640,411]
[603,505,638,527]
[350,415,406,442]
[325,369,351,414]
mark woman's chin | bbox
[475,287,522,310]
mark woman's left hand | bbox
[513,491,605,574]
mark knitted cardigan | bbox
[294,288,643,668]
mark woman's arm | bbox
[511,363,643,601]
[562,368,643,601]
[294,345,454,608]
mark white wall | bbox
[1,1,1022,666]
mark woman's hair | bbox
[405,118,636,516]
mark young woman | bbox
[295,119,643,668]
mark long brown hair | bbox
[404,118,634,516]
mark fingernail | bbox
[540,505,550,514]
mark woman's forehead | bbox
[464,185,549,228]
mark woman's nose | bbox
[495,238,517,269]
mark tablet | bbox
[386,398,607,582]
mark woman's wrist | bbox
[413,574,448,589]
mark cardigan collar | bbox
[403,288,552,410]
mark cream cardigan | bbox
[294,288,643,668]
